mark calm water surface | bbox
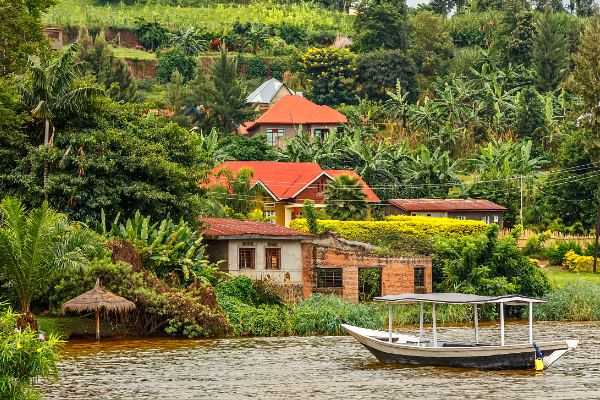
[43,321,600,399]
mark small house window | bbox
[265,203,275,208]
[481,216,490,224]
[266,248,280,269]
[426,214,432,217]
[411,213,416,216]
[264,210,276,224]
[456,216,466,220]
[317,268,343,288]
[414,267,425,293]
[266,129,284,146]
[239,248,255,269]
[494,215,499,223]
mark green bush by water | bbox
[216,276,383,336]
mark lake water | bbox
[43,321,600,399]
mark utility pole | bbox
[594,196,600,273]
[520,175,523,226]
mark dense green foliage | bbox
[0,304,63,400]
[216,276,383,336]
[533,280,600,321]
[323,174,368,221]
[157,47,196,83]
[433,225,549,297]
[0,198,103,314]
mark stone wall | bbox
[301,241,432,303]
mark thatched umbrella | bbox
[62,278,136,341]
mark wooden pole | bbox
[95,309,100,341]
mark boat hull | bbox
[343,324,577,370]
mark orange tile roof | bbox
[245,96,347,131]
[208,161,380,202]
[200,218,313,238]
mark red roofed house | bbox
[200,218,313,300]
[239,95,347,147]
[209,161,380,227]
[385,199,508,230]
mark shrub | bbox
[50,257,231,338]
[533,280,600,321]
[246,55,268,79]
[0,304,63,400]
[289,216,487,241]
[522,230,551,256]
[547,241,583,266]
[563,250,594,273]
[156,47,195,83]
[292,294,382,335]
[269,58,284,80]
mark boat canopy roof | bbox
[373,293,549,305]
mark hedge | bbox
[289,216,487,241]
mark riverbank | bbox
[36,316,130,340]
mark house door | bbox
[358,267,382,302]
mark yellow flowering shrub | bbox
[563,250,594,273]
[289,216,486,240]
[529,258,540,267]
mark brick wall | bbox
[301,242,432,303]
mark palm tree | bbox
[323,174,368,221]
[171,26,207,56]
[0,197,104,315]
[211,166,267,216]
[16,43,105,196]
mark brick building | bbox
[301,233,432,303]
[208,161,379,227]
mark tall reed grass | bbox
[533,280,600,321]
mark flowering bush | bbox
[0,305,63,400]
[298,47,355,107]
[290,216,487,241]
[563,250,594,273]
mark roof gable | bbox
[247,96,347,130]
[246,78,286,104]
[208,162,380,203]
[200,218,313,238]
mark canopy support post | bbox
[432,302,437,347]
[419,302,424,346]
[388,302,393,343]
[474,304,479,344]
[95,309,100,342]
[529,301,533,344]
[500,303,504,346]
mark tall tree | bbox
[16,43,105,195]
[507,11,536,67]
[572,17,600,161]
[354,50,417,101]
[191,46,256,134]
[514,87,545,141]
[108,58,138,103]
[352,0,409,53]
[531,9,570,92]
[411,11,454,83]
[323,174,368,221]
[0,198,103,315]
[0,0,57,74]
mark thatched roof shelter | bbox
[62,278,135,340]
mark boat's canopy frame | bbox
[373,293,549,347]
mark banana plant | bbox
[95,210,228,286]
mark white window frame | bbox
[494,215,499,223]
[456,216,466,220]
[481,216,490,224]
[264,210,276,224]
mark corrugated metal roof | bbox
[200,218,313,237]
[246,78,285,104]
[387,199,507,212]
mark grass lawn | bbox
[112,46,156,60]
[36,316,129,340]
[545,266,600,286]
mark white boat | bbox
[342,293,578,370]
